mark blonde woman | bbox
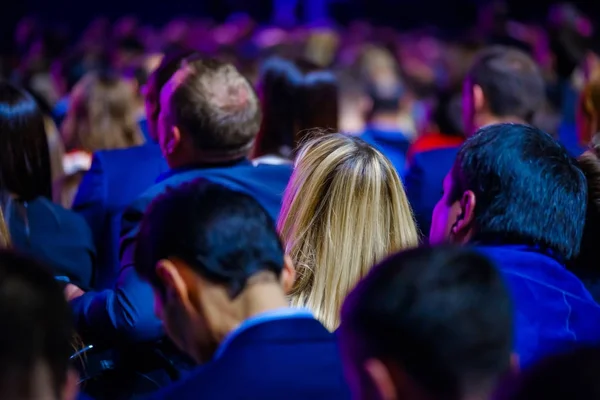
[278,133,419,330]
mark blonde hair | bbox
[278,133,419,330]
[61,71,144,153]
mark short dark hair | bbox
[466,46,545,123]
[135,179,284,298]
[165,58,261,160]
[0,81,52,200]
[510,346,600,399]
[449,123,586,260]
[296,70,339,146]
[0,250,73,399]
[339,246,512,399]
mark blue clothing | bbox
[70,160,292,344]
[405,146,460,237]
[73,143,168,289]
[148,317,351,400]
[477,245,600,368]
[9,196,95,289]
[360,127,411,177]
[557,121,586,158]
[214,307,313,359]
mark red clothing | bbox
[407,133,464,163]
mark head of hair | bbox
[295,70,339,147]
[61,70,144,152]
[549,26,590,80]
[449,123,586,260]
[340,246,513,399]
[466,46,545,123]
[510,346,600,399]
[0,81,52,201]
[365,80,404,116]
[578,69,600,146]
[252,57,303,159]
[135,179,284,299]
[0,250,73,399]
[278,133,419,330]
[164,58,261,160]
[144,49,196,137]
[432,90,464,137]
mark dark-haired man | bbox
[136,179,349,399]
[405,46,545,238]
[70,58,292,345]
[0,251,80,400]
[338,246,513,400]
[430,123,600,368]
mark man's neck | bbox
[369,113,401,130]
[474,113,527,134]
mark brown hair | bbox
[61,71,144,153]
[578,69,600,147]
[165,58,261,161]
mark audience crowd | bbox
[3,2,600,399]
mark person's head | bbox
[428,90,464,137]
[143,50,195,142]
[0,81,52,201]
[0,250,78,400]
[278,133,419,330]
[365,79,404,120]
[430,123,586,261]
[508,346,600,399]
[135,179,295,363]
[252,57,303,159]
[338,246,513,400]
[158,57,261,168]
[577,69,600,147]
[462,46,545,136]
[295,70,339,148]
[61,70,144,153]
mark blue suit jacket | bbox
[73,143,168,289]
[360,127,410,177]
[405,146,460,238]
[477,245,600,368]
[70,160,292,344]
[148,317,351,400]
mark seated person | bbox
[0,81,94,289]
[338,245,513,400]
[72,52,192,289]
[135,179,350,399]
[406,46,545,238]
[430,123,600,368]
[68,57,292,346]
[0,250,80,400]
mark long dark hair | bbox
[253,57,303,159]
[0,81,52,201]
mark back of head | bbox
[366,79,404,117]
[466,46,544,123]
[339,246,513,400]
[0,250,74,400]
[135,178,284,299]
[451,123,586,260]
[253,57,303,159]
[278,133,418,330]
[164,58,261,161]
[0,81,52,201]
[510,346,600,399]
[295,70,339,147]
[578,68,600,147]
[144,50,196,139]
[62,70,143,152]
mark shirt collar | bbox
[213,307,314,360]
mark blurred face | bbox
[461,80,476,137]
[430,171,463,245]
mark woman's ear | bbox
[281,255,296,294]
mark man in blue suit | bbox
[430,123,600,368]
[134,179,349,399]
[71,52,196,289]
[405,47,545,238]
[68,58,293,348]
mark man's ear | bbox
[364,358,398,400]
[156,259,190,307]
[165,126,182,156]
[281,255,296,294]
[473,84,485,114]
[451,190,476,240]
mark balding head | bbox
[158,58,261,163]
